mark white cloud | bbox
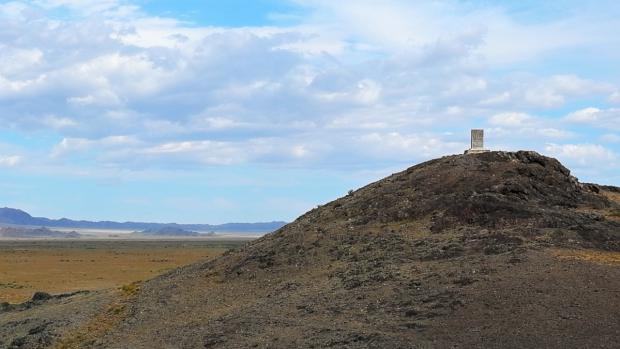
[41,115,78,129]
[565,107,620,130]
[537,128,573,139]
[601,134,620,143]
[294,0,620,66]
[0,0,617,176]
[52,135,140,158]
[0,47,44,76]
[145,140,227,154]
[489,112,531,127]
[31,0,138,18]
[290,145,310,158]
[566,107,601,122]
[545,143,616,166]
[549,75,612,95]
[192,117,249,131]
[357,132,465,159]
[0,155,21,167]
[49,135,333,169]
[486,112,573,141]
[519,75,613,108]
[143,140,243,165]
[523,87,564,108]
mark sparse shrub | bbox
[110,304,126,314]
[348,190,354,195]
[120,281,141,296]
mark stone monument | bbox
[464,129,490,154]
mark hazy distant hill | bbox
[0,226,82,238]
[132,227,205,237]
[0,208,286,233]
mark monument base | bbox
[464,149,490,154]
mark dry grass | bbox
[553,248,620,266]
[605,209,620,222]
[0,240,238,303]
[576,190,620,222]
[119,281,141,297]
[601,190,620,204]
[53,285,142,349]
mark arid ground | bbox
[0,240,248,303]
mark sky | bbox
[0,0,619,224]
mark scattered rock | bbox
[32,292,52,302]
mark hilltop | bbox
[2,151,619,348]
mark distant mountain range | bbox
[0,207,287,233]
[0,226,82,238]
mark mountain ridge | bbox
[0,207,287,233]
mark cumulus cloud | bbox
[486,112,573,143]
[482,75,614,109]
[543,143,619,183]
[142,140,243,165]
[0,155,21,167]
[293,0,620,65]
[0,0,618,176]
[545,143,616,166]
[489,112,532,127]
[566,107,601,123]
[356,132,466,160]
[601,134,620,143]
[31,0,138,18]
[50,135,142,168]
[48,134,332,170]
[566,107,620,130]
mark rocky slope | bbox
[2,151,619,348]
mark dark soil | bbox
[2,151,619,348]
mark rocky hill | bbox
[2,151,619,348]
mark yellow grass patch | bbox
[53,286,142,349]
[553,248,620,266]
[575,190,620,222]
[0,241,233,303]
[601,190,620,204]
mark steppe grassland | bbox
[0,240,248,303]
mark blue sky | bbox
[0,0,619,223]
[140,0,298,26]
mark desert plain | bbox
[0,239,249,303]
